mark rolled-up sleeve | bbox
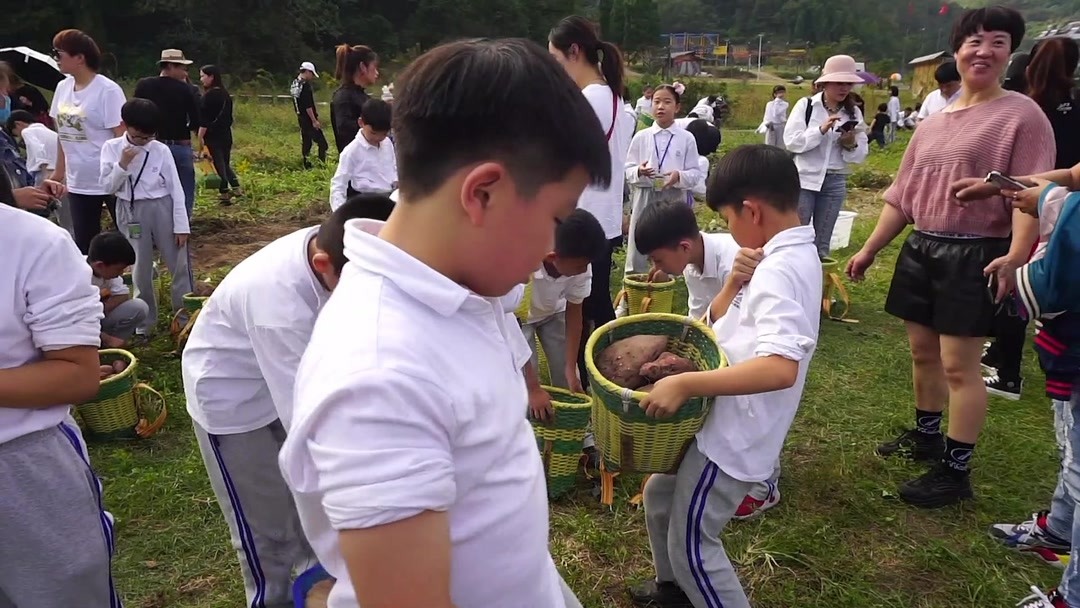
[304,370,457,531]
[748,271,816,362]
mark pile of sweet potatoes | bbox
[99,359,129,381]
[596,335,697,391]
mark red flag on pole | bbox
[908,1,915,15]
[939,3,950,15]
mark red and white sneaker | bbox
[733,483,780,521]
[1017,586,1066,608]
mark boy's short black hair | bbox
[685,118,721,157]
[706,144,799,213]
[391,38,611,201]
[5,110,36,134]
[360,99,392,132]
[633,199,699,255]
[950,6,1025,53]
[88,231,136,266]
[121,99,160,134]
[554,208,606,260]
[877,103,888,112]
[934,60,960,84]
[317,193,396,274]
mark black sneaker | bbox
[629,580,693,608]
[981,341,999,373]
[898,463,974,508]
[985,374,1023,401]
[876,429,945,462]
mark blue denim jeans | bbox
[166,143,196,219]
[1045,391,1080,605]
[797,172,848,258]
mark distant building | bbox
[671,51,703,76]
[908,51,952,99]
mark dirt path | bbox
[188,202,327,275]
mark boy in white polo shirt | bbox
[100,98,193,336]
[634,200,781,520]
[182,194,394,608]
[631,145,820,608]
[278,38,613,608]
[0,204,120,608]
[522,208,607,409]
[329,99,397,210]
[87,231,151,348]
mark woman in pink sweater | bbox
[846,6,1055,509]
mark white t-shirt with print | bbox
[50,74,126,195]
[696,225,821,482]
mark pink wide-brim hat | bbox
[815,55,864,85]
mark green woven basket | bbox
[585,314,725,474]
[515,279,532,324]
[182,292,209,313]
[74,349,168,441]
[616,272,677,316]
[530,386,592,499]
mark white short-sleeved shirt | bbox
[684,232,740,321]
[0,206,103,444]
[87,261,130,297]
[696,225,821,482]
[526,263,592,325]
[50,74,126,195]
[183,227,329,433]
[279,219,565,608]
[917,88,960,121]
[578,84,635,240]
[21,123,58,173]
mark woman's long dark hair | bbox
[1026,37,1079,110]
[334,44,378,85]
[199,64,225,91]
[549,15,627,100]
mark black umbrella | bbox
[0,47,63,91]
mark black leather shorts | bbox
[884,231,1010,337]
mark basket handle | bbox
[541,439,554,479]
[612,289,627,311]
[133,383,168,438]
[640,295,653,313]
[823,271,859,324]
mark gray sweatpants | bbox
[522,312,569,388]
[102,299,151,341]
[115,196,193,333]
[0,423,120,608]
[193,419,316,608]
[644,441,753,608]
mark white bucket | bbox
[830,210,857,252]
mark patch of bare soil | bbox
[188,201,327,275]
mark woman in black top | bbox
[1027,37,1080,169]
[197,65,241,203]
[330,44,379,152]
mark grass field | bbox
[84,100,1061,608]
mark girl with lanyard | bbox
[624,84,704,274]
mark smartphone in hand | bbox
[985,171,1028,192]
[838,120,860,132]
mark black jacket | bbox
[330,85,370,152]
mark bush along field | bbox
[87,101,1059,608]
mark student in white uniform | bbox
[7,110,58,185]
[87,231,151,348]
[0,204,120,608]
[329,99,397,210]
[917,60,961,124]
[522,209,607,416]
[631,145,820,608]
[625,84,704,274]
[684,119,720,206]
[100,98,193,336]
[759,85,789,148]
[636,85,654,118]
[278,38,614,608]
[182,194,395,608]
[886,86,902,143]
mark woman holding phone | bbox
[848,7,1054,509]
[784,54,869,258]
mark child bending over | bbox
[87,231,150,348]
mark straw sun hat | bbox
[815,55,864,85]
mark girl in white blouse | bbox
[759,85,789,148]
[624,85,704,273]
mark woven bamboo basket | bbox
[74,349,168,441]
[585,314,724,475]
[530,386,592,499]
[820,257,856,322]
[514,279,532,324]
[614,269,677,316]
[182,292,209,313]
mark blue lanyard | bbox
[653,130,674,172]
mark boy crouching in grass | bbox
[182,194,394,608]
[278,38,612,608]
[87,231,150,348]
[523,208,607,420]
[631,145,821,608]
